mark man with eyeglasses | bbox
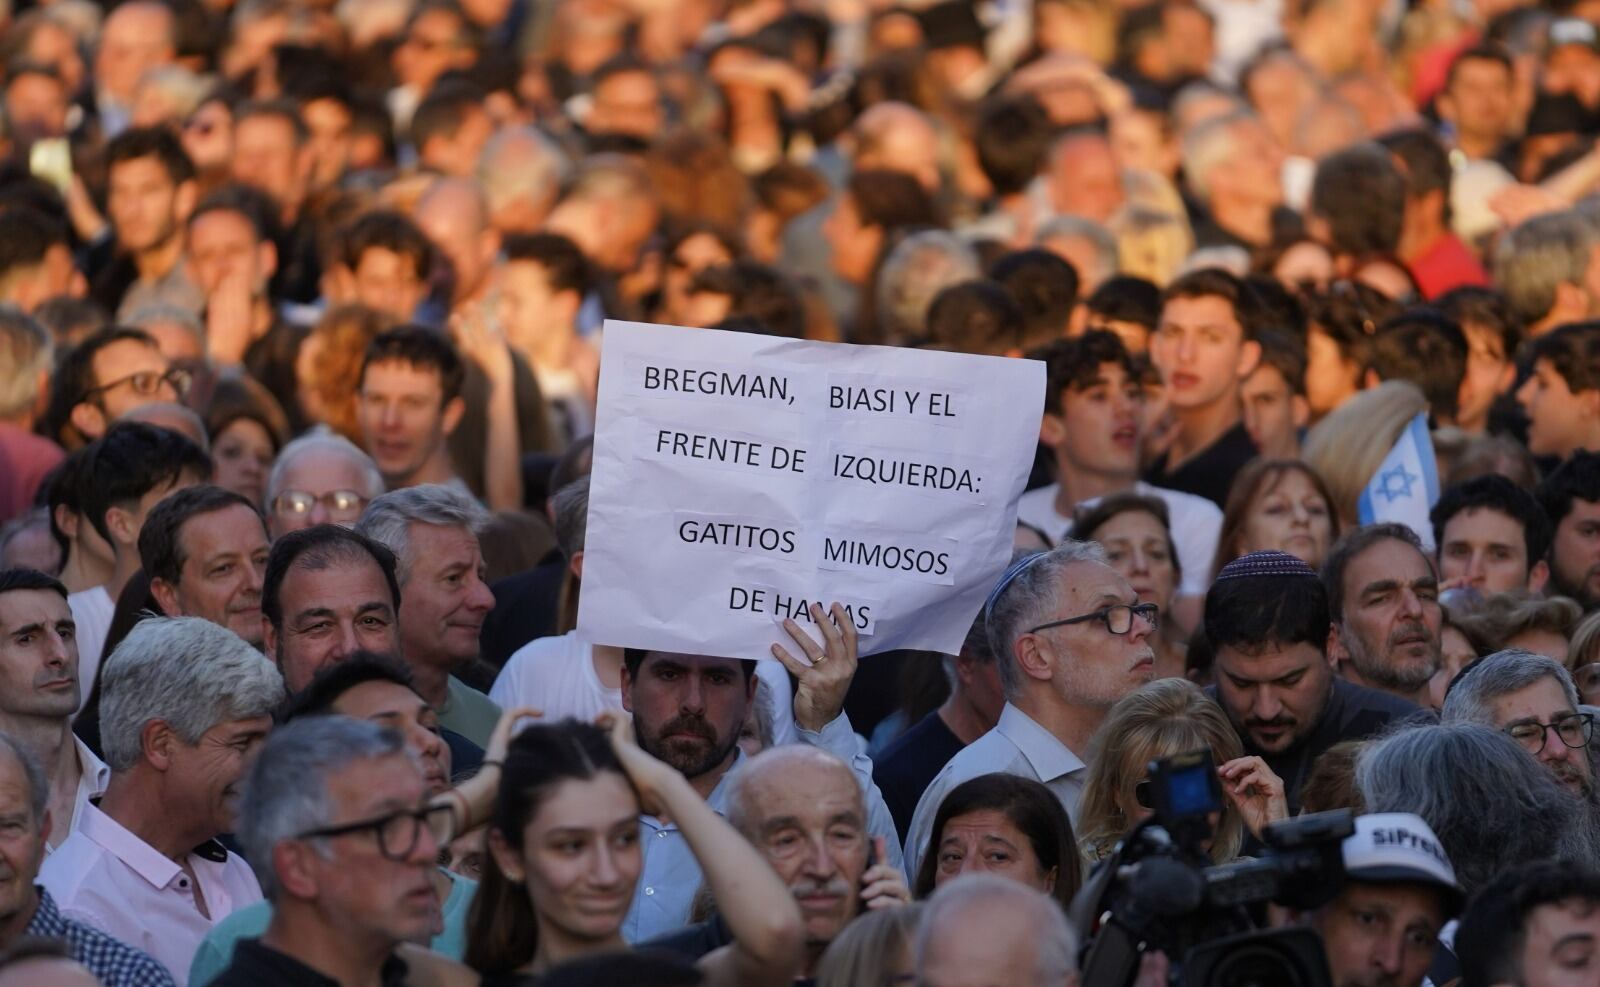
[1442,648,1595,798]
[263,434,385,540]
[902,541,1157,877]
[211,715,471,986]
[41,327,189,451]
[39,618,284,985]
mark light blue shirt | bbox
[902,702,1087,879]
[621,713,904,943]
[186,870,476,986]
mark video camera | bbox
[1069,749,1354,987]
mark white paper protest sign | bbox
[576,321,1046,659]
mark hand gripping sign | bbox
[576,321,1046,659]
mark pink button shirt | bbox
[38,802,262,987]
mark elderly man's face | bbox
[1312,881,1446,987]
[918,895,1066,987]
[740,755,868,949]
[0,749,47,926]
[395,522,494,674]
[1332,539,1442,700]
[169,714,273,835]
[1490,675,1594,798]
[268,448,374,538]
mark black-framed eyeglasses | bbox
[1028,602,1159,637]
[271,489,368,518]
[1505,712,1594,756]
[83,367,192,402]
[296,803,455,862]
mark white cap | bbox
[1342,813,1463,911]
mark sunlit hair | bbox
[1077,678,1244,863]
[1302,380,1428,523]
[815,902,925,987]
[1212,458,1341,578]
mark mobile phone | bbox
[29,138,72,197]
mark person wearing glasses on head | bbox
[901,540,1158,878]
[1442,648,1596,799]
[41,326,190,451]
[263,433,385,540]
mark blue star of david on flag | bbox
[1357,412,1440,549]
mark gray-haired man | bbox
[902,542,1157,876]
[39,617,284,985]
[357,484,500,747]
[1442,648,1595,798]
[210,716,460,986]
[916,873,1078,987]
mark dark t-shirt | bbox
[874,710,965,842]
[1243,678,1421,815]
[1143,421,1258,508]
[209,939,408,987]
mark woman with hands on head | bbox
[463,712,804,987]
[1077,678,1288,863]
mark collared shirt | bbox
[621,712,903,943]
[206,937,409,987]
[39,802,263,986]
[47,736,111,853]
[903,703,1087,878]
[24,886,176,987]
[67,584,114,708]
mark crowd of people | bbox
[1,0,1600,982]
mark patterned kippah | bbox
[1215,550,1318,581]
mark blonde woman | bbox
[1301,380,1430,528]
[814,903,923,987]
[1077,678,1287,863]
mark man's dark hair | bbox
[591,52,654,89]
[105,126,196,186]
[39,326,158,446]
[187,184,282,244]
[1321,522,1430,620]
[621,649,756,683]
[1444,43,1514,93]
[1456,861,1600,987]
[340,211,433,280]
[359,326,465,404]
[974,95,1055,198]
[1527,321,1600,395]
[138,484,263,587]
[1377,128,1453,225]
[847,169,937,231]
[1367,308,1469,420]
[262,524,401,630]
[1161,267,1265,340]
[281,651,417,721]
[1303,281,1401,370]
[689,262,806,339]
[235,98,310,144]
[502,232,591,297]
[1431,474,1553,567]
[1205,569,1330,656]
[1434,286,1522,362]
[1310,143,1406,258]
[0,567,68,602]
[1246,275,1309,340]
[1037,329,1136,414]
[411,78,487,151]
[990,249,1079,343]
[79,422,213,545]
[1536,450,1600,528]
[1085,275,1161,331]
[42,451,86,559]
[1254,329,1307,395]
[924,279,1025,355]
[0,207,70,283]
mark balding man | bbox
[903,542,1156,876]
[1442,649,1595,799]
[264,434,385,540]
[647,744,909,982]
[544,154,660,276]
[852,102,941,193]
[477,126,571,236]
[93,1,176,136]
[916,874,1078,987]
[414,177,500,314]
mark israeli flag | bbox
[1357,412,1441,549]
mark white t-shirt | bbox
[67,584,114,711]
[1015,481,1223,597]
[490,630,797,745]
